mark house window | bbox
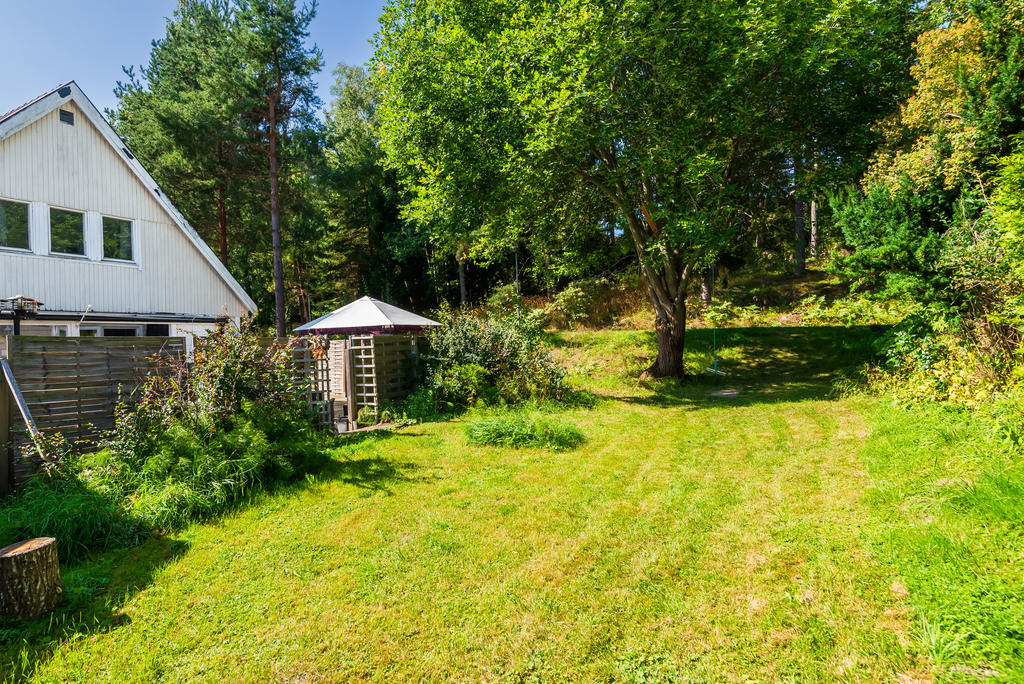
[81,326,141,337]
[0,199,29,250]
[50,208,85,255]
[102,216,133,261]
[101,326,140,337]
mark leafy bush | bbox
[424,363,489,408]
[465,414,585,451]
[863,315,1002,407]
[0,321,331,561]
[796,294,908,326]
[544,277,646,329]
[403,304,568,417]
[547,282,594,328]
[486,283,524,313]
[832,182,952,300]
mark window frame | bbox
[97,325,142,337]
[48,206,87,257]
[0,197,31,253]
[100,214,135,263]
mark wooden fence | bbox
[0,336,332,497]
[345,335,422,425]
[0,336,186,494]
[288,338,332,429]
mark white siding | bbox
[0,101,250,318]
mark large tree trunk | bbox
[794,196,807,277]
[585,160,692,378]
[809,200,819,260]
[700,265,714,306]
[0,537,63,620]
[650,305,687,378]
[268,100,287,338]
[458,259,468,306]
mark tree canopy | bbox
[373,0,918,375]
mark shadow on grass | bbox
[596,325,887,409]
[0,534,188,682]
[316,453,434,494]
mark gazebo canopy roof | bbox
[294,296,440,336]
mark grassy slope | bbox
[6,325,1013,682]
[861,404,1024,679]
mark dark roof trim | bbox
[297,325,430,336]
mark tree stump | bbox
[0,537,63,620]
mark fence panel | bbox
[345,335,422,425]
[289,338,332,428]
[2,336,185,491]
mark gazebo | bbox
[295,297,439,430]
[295,296,439,336]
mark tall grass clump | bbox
[0,435,148,561]
[0,322,332,561]
[465,414,585,451]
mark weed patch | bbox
[465,414,585,451]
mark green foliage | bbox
[832,7,1024,397]
[313,64,435,313]
[546,282,596,329]
[465,414,585,451]
[832,183,951,299]
[374,0,918,375]
[861,315,1001,407]
[401,304,568,417]
[485,283,523,314]
[0,323,330,562]
[423,363,489,410]
[0,460,148,562]
[796,294,908,327]
[990,136,1024,336]
[113,0,328,330]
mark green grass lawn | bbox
[3,326,1021,682]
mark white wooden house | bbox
[0,81,255,343]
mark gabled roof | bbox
[0,81,257,313]
[295,296,441,335]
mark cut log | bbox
[0,537,63,620]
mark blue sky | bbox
[0,1,387,116]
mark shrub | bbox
[796,294,908,326]
[863,315,1002,407]
[426,363,489,409]
[486,283,524,313]
[403,303,568,418]
[547,283,593,328]
[465,414,585,451]
[0,468,147,561]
